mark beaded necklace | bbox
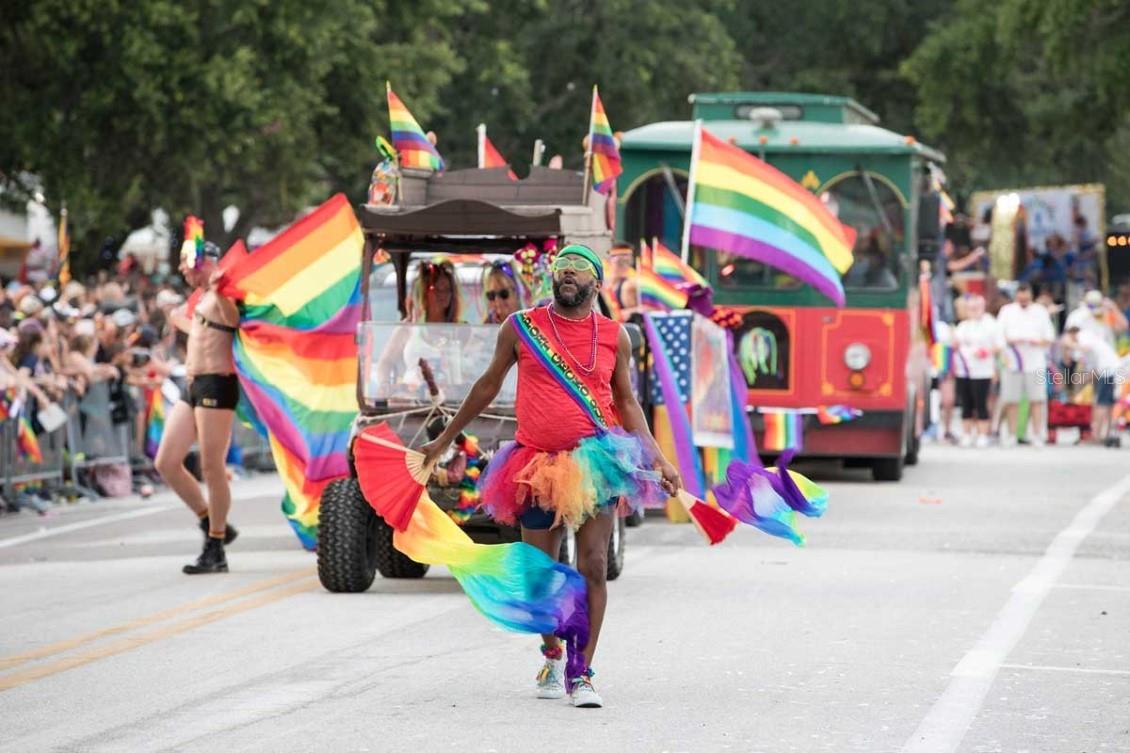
[546,304,598,374]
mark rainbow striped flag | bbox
[649,239,708,289]
[16,416,42,464]
[587,86,622,194]
[638,264,688,311]
[931,342,953,377]
[387,83,445,172]
[217,193,363,549]
[477,124,517,180]
[684,125,855,306]
[762,411,803,451]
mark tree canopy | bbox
[2,0,1128,273]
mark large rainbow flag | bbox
[387,83,445,172]
[684,125,855,306]
[588,86,622,194]
[216,193,363,549]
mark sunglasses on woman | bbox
[485,289,511,301]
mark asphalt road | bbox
[0,445,1127,753]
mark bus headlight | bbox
[844,343,871,371]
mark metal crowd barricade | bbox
[2,407,67,500]
[66,381,132,489]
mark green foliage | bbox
[3,0,1129,271]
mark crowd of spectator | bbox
[0,265,197,512]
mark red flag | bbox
[477,124,517,180]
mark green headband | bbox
[556,244,603,282]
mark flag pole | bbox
[476,123,486,169]
[582,85,597,205]
[680,120,703,264]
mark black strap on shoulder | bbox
[195,311,238,334]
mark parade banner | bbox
[691,315,734,448]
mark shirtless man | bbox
[156,239,241,574]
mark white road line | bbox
[0,506,173,550]
[1000,663,1130,677]
[1054,583,1130,593]
[900,474,1130,753]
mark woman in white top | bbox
[953,294,1004,447]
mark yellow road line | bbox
[0,578,319,692]
[0,568,315,672]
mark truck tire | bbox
[872,456,904,482]
[317,478,378,593]
[373,514,430,579]
[625,508,645,527]
[606,516,626,581]
[558,528,576,566]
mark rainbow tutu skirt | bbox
[477,429,668,529]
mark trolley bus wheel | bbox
[606,516,626,581]
[871,456,904,482]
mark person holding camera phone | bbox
[156,236,241,575]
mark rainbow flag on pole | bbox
[587,86,622,194]
[476,124,517,180]
[762,410,803,451]
[16,416,42,464]
[683,124,855,306]
[217,193,363,549]
[638,240,688,311]
[387,83,445,172]
[649,239,708,289]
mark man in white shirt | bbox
[995,283,1056,446]
[1062,324,1123,447]
[1064,290,1128,348]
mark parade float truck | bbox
[316,167,643,592]
[617,92,944,481]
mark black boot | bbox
[183,536,228,574]
[198,516,239,545]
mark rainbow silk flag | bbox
[588,86,622,194]
[387,83,445,172]
[685,126,855,306]
[145,388,166,459]
[762,411,803,451]
[931,342,953,377]
[216,193,363,549]
[650,239,708,289]
[477,124,517,180]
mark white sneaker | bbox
[570,673,603,708]
[1029,435,1045,448]
[535,651,566,699]
[1000,435,1017,448]
[975,435,990,449]
[959,435,974,448]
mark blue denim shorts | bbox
[517,499,618,530]
[1095,374,1117,407]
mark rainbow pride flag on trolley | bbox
[387,83,445,172]
[587,86,622,194]
[217,194,363,549]
[762,410,803,452]
[683,125,855,306]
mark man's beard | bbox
[552,279,595,308]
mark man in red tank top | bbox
[423,244,680,708]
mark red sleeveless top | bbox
[514,306,621,452]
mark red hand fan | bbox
[677,490,736,545]
[353,423,433,531]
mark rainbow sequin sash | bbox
[512,309,609,431]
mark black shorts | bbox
[955,377,991,420]
[182,374,240,411]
